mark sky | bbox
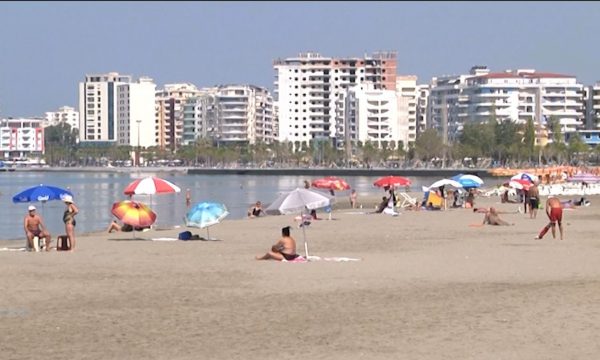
[1,1,599,117]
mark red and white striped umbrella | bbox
[123,176,181,196]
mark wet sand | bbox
[2,194,600,359]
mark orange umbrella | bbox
[111,200,157,228]
[311,176,350,191]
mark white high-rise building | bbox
[44,106,79,130]
[182,85,274,146]
[117,77,156,148]
[428,66,585,142]
[343,83,400,149]
[584,83,600,129]
[274,52,397,149]
[416,85,430,136]
[396,76,419,147]
[78,72,155,146]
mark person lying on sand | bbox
[481,207,514,226]
[106,220,148,233]
[255,226,300,261]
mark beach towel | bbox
[281,255,308,263]
[306,256,361,262]
[0,247,27,252]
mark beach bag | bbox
[178,231,192,241]
[57,235,71,251]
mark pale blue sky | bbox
[1,1,599,117]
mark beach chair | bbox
[398,192,417,209]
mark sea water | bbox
[0,170,461,240]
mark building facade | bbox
[78,72,155,147]
[155,83,202,151]
[274,51,397,149]
[0,118,44,159]
[428,66,586,144]
[44,106,79,130]
[182,85,275,146]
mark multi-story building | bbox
[428,66,586,144]
[78,73,155,147]
[182,85,274,146]
[44,106,79,130]
[0,118,44,159]
[274,51,397,149]
[584,83,600,129]
[396,76,419,147]
[155,83,202,151]
[341,83,400,155]
[416,85,430,137]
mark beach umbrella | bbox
[12,184,73,204]
[510,172,538,183]
[311,176,351,191]
[566,173,600,183]
[123,176,181,196]
[428,179,463,190]
[451,174,484,188]
[373,176,411,188]
[111,200,157,238]
[507,179,531,191]
[265,188,335,258]
[185,202,229,240]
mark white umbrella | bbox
[510,172,538,183]
[266,188,335,257]
[428,179,463,190]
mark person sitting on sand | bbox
[482,207,514,226]
[106,220,148,233]
[247,201,265,218]
[256,226,300,261]
[23,205,51,251]
[375,196,388,214]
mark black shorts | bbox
[529,198,539,209]
[282,253,300,261]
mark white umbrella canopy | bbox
[265,188,335,258]
[510,172,538,183]
[266,188,335,215]
[428,179,463,190]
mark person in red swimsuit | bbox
[535,197,564,240]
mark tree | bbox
[414,128,444,161]
[44,123,78,165]
[523,117,536,162]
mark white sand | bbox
[1,194,600,359]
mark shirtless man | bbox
[23,205,52,251]
[482,207,514,226]
[528,181,540,219]
[535,196,564,240]
[255,226,299,261]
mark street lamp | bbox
[136,119,142,167]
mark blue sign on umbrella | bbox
[12,184,73,204]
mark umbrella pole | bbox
[206,226,210,240]
[301,210,309,258]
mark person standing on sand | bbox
[528,181,540,219]
[535,197,564,240]
[350,189,358,209]
[185,188,191,208]
[255,226,299,261]
[62,195,79,251]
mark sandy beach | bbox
[2,193,600,359]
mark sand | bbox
[2,193,600,359]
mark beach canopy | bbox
[373,176,411,188]
[507,179,532,191]
[111,200,156,228]
[451,174,484,188]
[428,179,463,190]
[12,184,73,204]
[311,176,350,191]
[124,176,181,196]
[185,202,229,240]
[510,172,538,183]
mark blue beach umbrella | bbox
[12,184,73,204]
[451,174,484,189]
[185,202,229,240]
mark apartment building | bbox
[274,51,397,149]
[416,85,430,136]
[396,76,419,147]
[155,83,202,151]
[182,85,274,146]
[44,106,79,130]
[428,66,585,143]
[0,118,44,158]
[584,83,600,129]
[78,73,155,147]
